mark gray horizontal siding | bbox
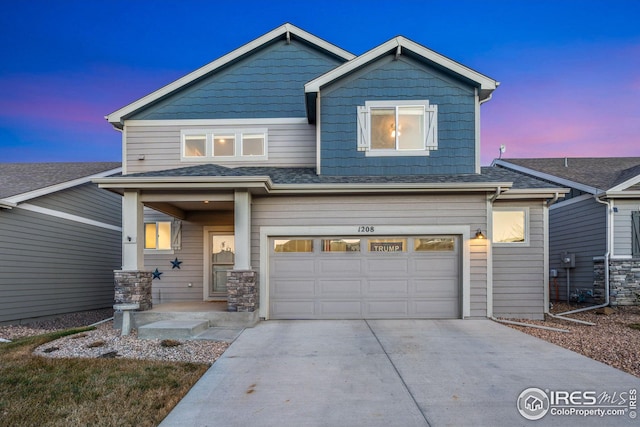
[125,122,316,174]
[492,201,546,320]
[320,55,477,176]
[613,200,640,257]
[549,197,606,302]
[0,204,121,324]
[130,40,343,120]
[29,183,121,226]
[252,194,489,318]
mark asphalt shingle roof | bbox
[498,158,640,191]
[127,164,562,190]
[0,162,121,199]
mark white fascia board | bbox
[603,191,640,198]
[270,182,513,194]
[0,199,17,209]
[495,188,570,200]
[107,23,354,127]
[125,118,309,127]
[305,36,499,98]
[5,167,122,205]
[493,160,599,194]
[608,174,640,192]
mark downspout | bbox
[555,194,611,316]
[489,186,502,203]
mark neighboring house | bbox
[0,162,122,324]
[96,23,566,321]
[495,157,640,306]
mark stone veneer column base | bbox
[114,270,153,311]
[594,259,640,306]
[227,270,258,312]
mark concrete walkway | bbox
[160,320,640,426]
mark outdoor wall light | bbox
[475,229,486,239]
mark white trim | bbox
[180,128,268,162]
[543,201,550,314]
[474,88,481,174]
[609,173,640,192]
[493,160,599,194]
[0,199,17,209]
[486,198,493,317]
[305,36,498,99]
[6,167,122,204]
[126,118,308,127]
[259,225,471,320]
[316,92,321,174]
[16,203,122,232]
[107,23,354,126]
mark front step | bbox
[138,320,209,340]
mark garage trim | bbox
[259,225,471,319]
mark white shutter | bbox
[171,219,182,250]
[356,105,369,151]
[425,104,438,150]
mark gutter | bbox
[0,199,17,209]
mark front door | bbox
[209,234,235,299]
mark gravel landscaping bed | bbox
[0,309,229,365]
[503,303,640,378]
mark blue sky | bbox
[1,0,638,165]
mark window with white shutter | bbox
[356,100,437,156]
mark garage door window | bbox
[322,239,361,252]
[369,238,407,252]
[274,239,313,253]
[414,237,455,251]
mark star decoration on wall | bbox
[170,258,183,269]
[152,268,163,280]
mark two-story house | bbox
[96,23,565,321]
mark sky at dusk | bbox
[0,0,638,165]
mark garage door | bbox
[269,235,460,319]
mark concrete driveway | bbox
[160,320,640,426]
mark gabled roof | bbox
[494,158,640,193]
[305,36,499,100]
[106,23,355,128]
[0,162,121,206]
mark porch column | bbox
[114,190,152,312]
[234,190,252,270]
[122,190,144,270]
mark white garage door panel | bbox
[318,259,362,275]
[367,280,409,295]
[318,279,362,295]
[366,300,409,317]
[272,279,315,296]
[318,301,362,317]
[269,235,460,319]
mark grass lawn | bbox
[0,328,209,427]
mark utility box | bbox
[550,268,558,277]
[560,252,575,268]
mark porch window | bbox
[145,221,171,250]
[357,100,437,156]
[492,208,529,245]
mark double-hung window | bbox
[181,128,267,161]
[357,100,437,156]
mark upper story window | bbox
[492,208,529,246]
[181,128,267,162]
[357,100,437,157]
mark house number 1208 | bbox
[358,226,375,232]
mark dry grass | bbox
[505,303,640,378]
[0,329,209,427]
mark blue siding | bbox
[131,40,344,120]
[320,56,477,176]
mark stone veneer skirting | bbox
[114,270,153,311]
[227,270,258,312]
[594,258,640,306]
